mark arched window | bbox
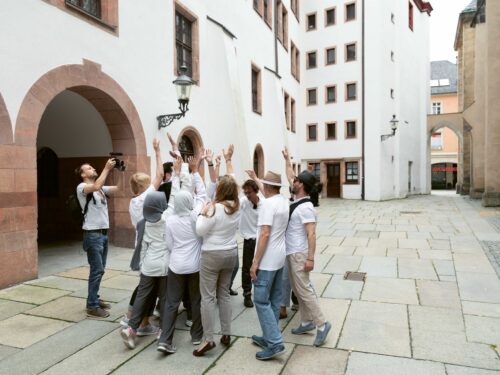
[178,135,195,162]
[253,144,265,178]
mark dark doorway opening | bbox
[326,162,341,197]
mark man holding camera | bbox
[76,158,121,318]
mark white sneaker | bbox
[119,315,129,328]
[120,327,136,350]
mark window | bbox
[409,1,413,30]
[284,92,290,129]
[307,51,317,69]
[345,43,356,62]
[326,47,336,65]
[307,124,318,141]
[291,0,299,20]
[175,4,199,82]
[345,2,356,22]
[310,163,320,179]
[307,88,317,105]
[391,51,395,61]
[346,83,357,101]
[251,65,262,114]
[66,0,101,18]
[307,13,316,30]
[291,98,296,132]
[431,132,443,149]
[346,121,357,138]
[326,122,336,140]
[291,41,300,81]
[325,85,336,103]
[345,161,359,184]
[432,102,442,115]
[325,7,336,26]
[390,89,395,99]
[282,5,288,49]
[391,12,395,23]
[253,0,260,13]
[263,0,270,24]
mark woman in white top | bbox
[193,175,240,356]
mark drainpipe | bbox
[274,0,279,75]
[361,0,366,200]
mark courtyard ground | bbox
[0,193,499,374]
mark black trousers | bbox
[129,274,167,330]
[159,269,203,345]
[241,239,256,297]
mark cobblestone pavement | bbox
[0,194,500,375]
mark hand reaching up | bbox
[173,156,182,175]
[245,169,257,181]
[223,144,234,161]
[282,146,290,161]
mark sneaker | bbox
[185,319,193,327]
[244,297,254,308]
[86,307,110,319]
[229,289,238,296]
[313,321,332,347]
[99,299,111,310]
[192,338,202,345]
[120,327,137,349]
[255,344,285,360]
[119,315,129,328]
[157,342,177,354]
[137,324,160,337]
[291,303,299,311]
[251,335,266,349]
[291,321,315,335]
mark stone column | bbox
[482,1,500,206]
[460,122,472,195]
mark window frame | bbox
[307,87,318,106]
[307,123,318,142]
[345,82,357,101]
[345,120,357,139]
[284,91,290,130]
[325,6,336,27]
[325,122,337,140]
[345,161,359,184]
[306,12,317,31]
[174,1,200,83]
[306,50,318,69]
[409,1,414,31]
[345,1,356,22]
[325,85,337,104]
[325,46,337,65]
[251,63,262,114]
[290,97,296,133]
[345,42,357,62]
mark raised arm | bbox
[204,149,217,183]
[163,156,182,219]
[245,169,264,195]
[167,132,181,159]
[282,147,295,188]
[152,138,163,190]
[223,144,234,175]
[196,202,216,236]
[82,158,116,194]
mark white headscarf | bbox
[174,191,193,217]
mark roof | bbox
[430,61,458,95]
[461,0,477,14]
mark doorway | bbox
[326,163,341,197]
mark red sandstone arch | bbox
[253,144,265,178]
[0,60,147,288]
[0,93,13,145]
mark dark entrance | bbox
[326,162,341,197]
[431,163,458,189]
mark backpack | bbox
[289,198,312,221]
[65,192,94,225]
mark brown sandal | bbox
[193,341,216,357]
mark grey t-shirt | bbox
[77,182,110,230]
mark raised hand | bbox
[173,156,182,175]
[282,146,290,161]
[245,169,257,181]
[215,155,222,167]
[153,138,160,152]
[188,155,200,173]
[205,149,214,164]
[223,144,234,161]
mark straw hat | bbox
[261,171,283,187]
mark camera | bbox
[110,152,126,172]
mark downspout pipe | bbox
[274,0,279,75]
[361,0,366,200]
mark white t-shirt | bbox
[196,203,240,251]
[256,194,289,271]
[285,197,316,255]
[165,213,201,274]
[239,196,263,240]
[129,184,155,228]
[77,183,110,230]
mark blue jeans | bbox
[253,268,284,349]
[281,261,292,307]
[83,231,108,309]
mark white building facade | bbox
[0,0,432,286]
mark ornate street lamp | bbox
[157,65,195,129]
[381,115,399,141]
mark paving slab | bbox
[345,352,446,375]
[24,296,90,322]
[112,330,224,375]
[338,300,411,357]
[358,256,397,278]
[379,231,406,239]
[464,315,500,345]
[398,239,430,249]
[428,239,451,250]
[282,346,348,375]
[456,272,500,303]
[416,280,461,309]
[231,304,294,338]
[0,299,35,320]
[433,259,455,276]
[361,276,418,304]
[353,247,387,257]
[462,301,500,318]
[206,337,293,374]
[0,285,69,305]
[312,253,333,273]
[0,344,20,361]
[353,230,379,239]
[354,224,377,231]
[322,274,363,300]
[367,238,398,249]
[418,250,452,260]
[333,229,356,237]
[342,237,369,247]
[0,319,117,374]
[71,286,132,303]
[56,266,123,280]
[454,253,496,274]
[40,327,156,375]
[439,275,457,282]
[407,232,433,240]
[282,298,350,348]
[387,248,419,258]
[398,258,438,280]
[100,274,140,291]
[396,224,418,232]
[317,237,344,246]
[25,276,88,292]
[310,272,333,295]
[322,255,362,275]
[322,246,355,255]
[409,305,500,370]
[0,314,72,348]
[445,365,500,375]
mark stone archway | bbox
[0,60,148,288]
[253,144,265,179]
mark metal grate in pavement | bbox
[344,271,366,281]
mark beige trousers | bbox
[287,252,325,327]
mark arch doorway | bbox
[253,144,265,178]
[177,127,204,174]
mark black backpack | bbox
[65,192,94,225]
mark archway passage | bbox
[253,144,265,179]
[0,61,148,288]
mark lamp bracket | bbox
[157,100,189,129]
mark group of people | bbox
[75,134,330,361]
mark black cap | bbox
[297,171,317,192]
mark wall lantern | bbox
[381,115,399,141]
[157,65,195,129]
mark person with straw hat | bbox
[249,171,289,360]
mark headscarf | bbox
[174,190,193,217]
[143,191,167,223]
